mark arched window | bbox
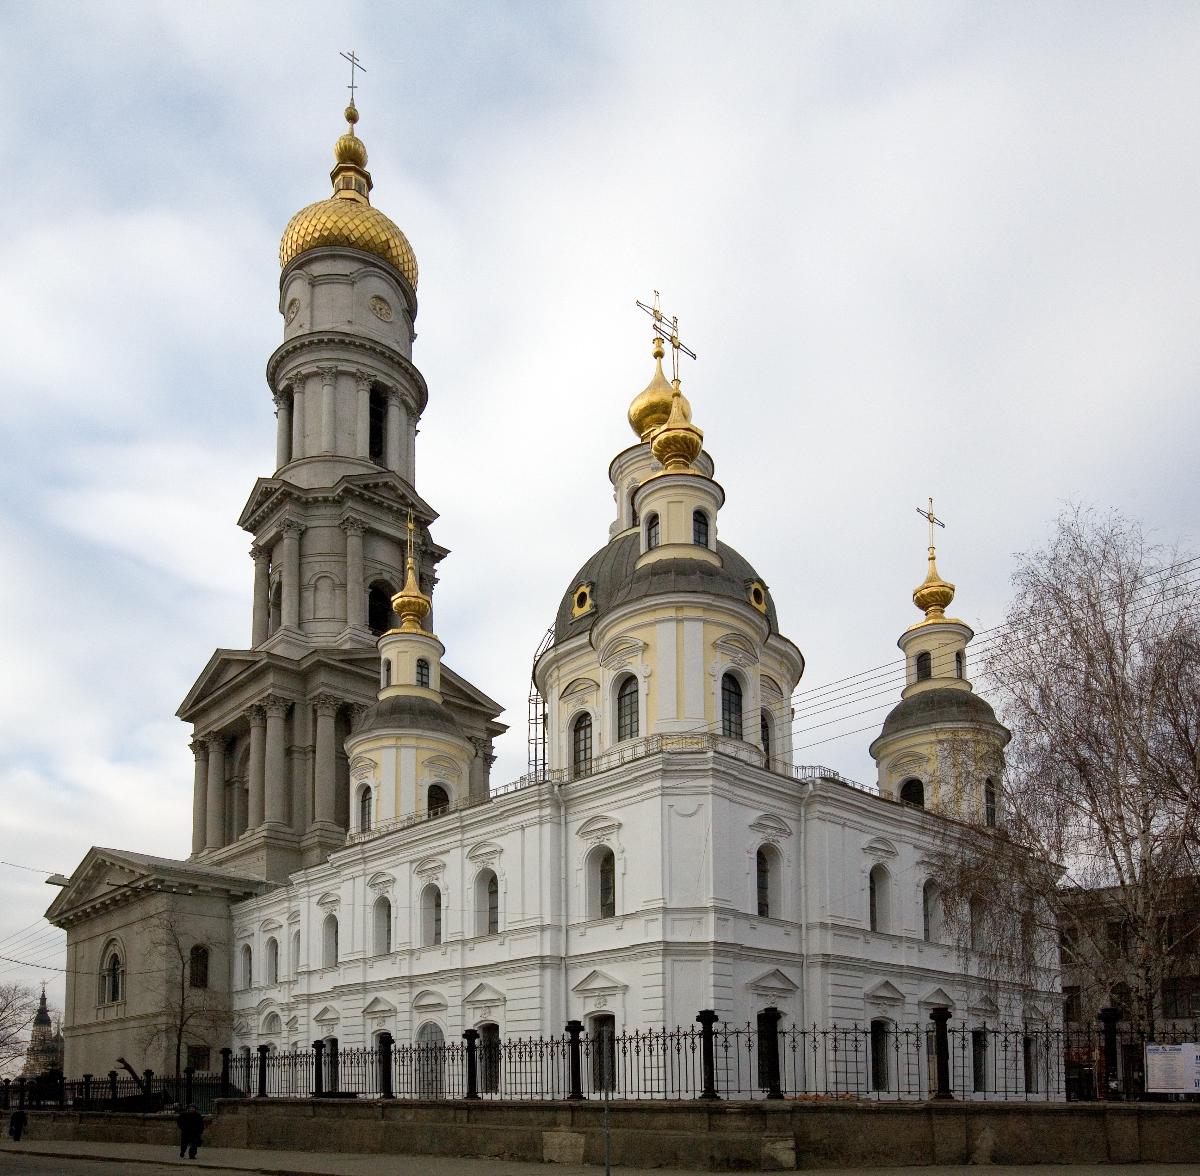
[381,660,391,688]
[188,945,209,990]
[645,513,660,550]
[102,949,124,1004]
[692,509,709,547]
[922,880,942,943]
[571,713,592,777]
[416,658,431,688]
[984,779,998,827]
[591,1013,617,1092]
[721,673,743,739]
[868,864,891,933]
[358,786,373,832]
[616,676,639,741]
[760,711,772,762]
[265,937,279,984]
[899,778,925,807]
[479,1022,501,1094]
[269,580,282,635]
[915,651,932,681]
[322,913,338,969]
[262,1012,281,1039]
[368,581,395,636]
[290,930,300,975]
[870,1019,892,1091]
[588,847,616,920]
[241,943,253,990]
[756,847,776,918]
[421,884,443,947]
[955,651,964,679]
[475,869,499,937]
[427,783,449,816]
[373,896,392,955]
[368,385,387,465]
[415,1022,445,1097]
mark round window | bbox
[576,590,588,609]
[752,587,764,605]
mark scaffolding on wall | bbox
[527,626,554,779]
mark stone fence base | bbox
[24,1098,1200,1170]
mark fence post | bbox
[57,1070,66,1108]
[461,1028,480,1100]
[142,1070,154,1108]
[697,1009,721,1100]
[929,1007,953,1100]
[108,1070,118,1105]
[378,1032,394,1099]
[758,1006,784,1099]
[16,1077,26,1109]
[327,1037,339,1094]
[565,1020,585,1100]
[81,1073,92,1106]
[312,1039,325,1098]
[256,1044,269,1098]
[182,1067,193,1106]
[1098,1006,1121,1100]
[219,1047,231,1099]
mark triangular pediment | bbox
[363,996,396,1016]
[865,979,906,1005]
[919,986,956,1009]
[313,1005,340,1025]
[464,982,505,1005]
[175,648,266,719]
[572,969,627,995]
[748,968,798,994]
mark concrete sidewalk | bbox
[3,1141,1197,1176]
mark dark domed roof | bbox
[355,694,463,738]
[553,531,777,644]
[878,687,1010,744]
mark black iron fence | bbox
[6,1008,1197,1110]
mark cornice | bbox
[266,332,428,416]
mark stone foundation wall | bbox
[24,1099,1200,1170]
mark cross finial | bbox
[916,496,945,550]
[405,509,416,573]
[636,291,697,382]
[340,49,367,107]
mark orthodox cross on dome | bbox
[635,290,697,382]
[340,49,367,107]
[916,496,945,551]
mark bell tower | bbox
[177,98,504,880]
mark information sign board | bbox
[1145,1043,1200,1094]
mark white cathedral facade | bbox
[46,102,1054,1081]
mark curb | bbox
[7,1145,350,1175]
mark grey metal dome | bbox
[355,693,463,738]
[553,531,778,645]
[878,687,1010,745]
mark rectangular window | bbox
[186,1045,211,1073]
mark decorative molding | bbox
[249,544,270,564]
[576,814,621,840]
[367,872,395,894]
[282,518,306,539]
[572,969,627,995]
[747,968,798,995]
[466,841,503,863]
[413,989,447,1012]
[413,856,445,878]
[750,812,793,839]
[311,693,341,717]
[316,892,340,912]
[339,517,366,536]
[865,979,906,1006]
[713,632,758,669]
[464,982,505,1006]
[598,635,646,671]
[863,836,899,860]
[247,705,267,729]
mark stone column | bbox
[312,695,340,826]
[385,390,403,472]
[250,545,270,647]
[264,696,289,827]
[341,519,366,629]
[468,737,494,802]
[204,734,227,851]
[281,519,304,630]
[407,422,417,484]
[247,706,267,831]
[320,366,337,454]
[355,373,371,458]
[291,375,306,460]
[273,391,292,469]
[191,739,209,856]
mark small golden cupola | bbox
[279,103,419,288]
[650,380,704,474]
[628,336,686,442]
[374,515,444,701]
[911,545,957,626]
[391,516,434,635]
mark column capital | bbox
[469,736,492,758]
[250,544,271,564]
[190,738,209,760]
[247,704,267,728]
[346,702,371,729]
[319,365,338,387]
[272,390,289,411]
[386,386,405,407]
[339,517,366,536]
[282,518,306,539]
[354,369,372,393]
[262,694,291,718]
[204,732,227,753]
[285,368,314,390]
[311,693,342,717]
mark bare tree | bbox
[0,982,39,1076]
[138,910,230,1086]
[933,506,1200,1031]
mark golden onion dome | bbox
[278,103,418,289]
[390,515,433,634]
[628,336,685,441]
[912,548,957,623]
[650,381,704,473]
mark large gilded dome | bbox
[278,103,418,289]
[280,200,418,288]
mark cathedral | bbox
[45,99,1051,1081]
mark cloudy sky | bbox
[1,1,1198,1012]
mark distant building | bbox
[21,987,63,1078]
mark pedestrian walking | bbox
[6,1108,27,1143]
[175,1104,204,1159]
